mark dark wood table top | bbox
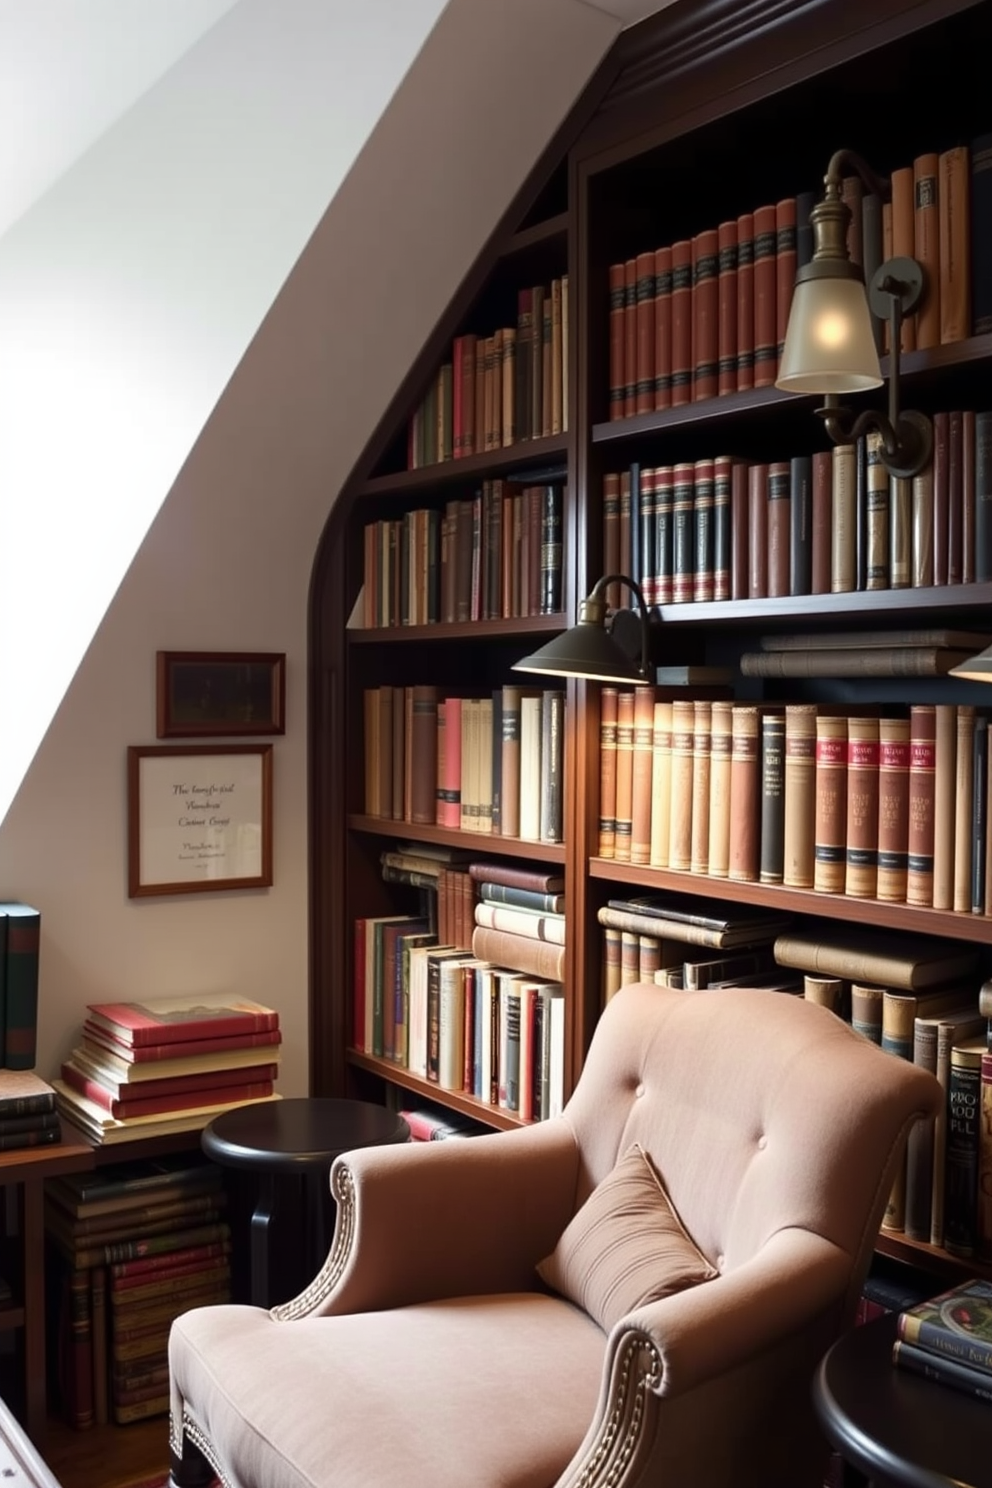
[201,1097,409,1173]
[813,1310,991,1488]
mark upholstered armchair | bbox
[168,983,940,1488]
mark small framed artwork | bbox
[128,744,273,897]
[156,651,285,738]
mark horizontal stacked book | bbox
[0,1071,61,1151]
[893,1278,992,1404]
[54,995,282,1144]
[399,1104,484,1141]
[363,683,565,845]
[46,1155,231,1427]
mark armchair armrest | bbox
[276,1116,580,1320]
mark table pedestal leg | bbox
[249,1173,277,1308]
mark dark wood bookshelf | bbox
[310,0,992,1297]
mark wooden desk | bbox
[813,1310,992,1488]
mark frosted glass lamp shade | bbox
[948,646,992,682]
[776,275,883,393]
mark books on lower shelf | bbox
[893,1278,992,1403]
[0,1071,61,1150]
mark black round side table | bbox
[202,1097,410,1307]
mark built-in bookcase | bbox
[311,0,992,1275]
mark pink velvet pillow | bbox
[537,1143,717,1333]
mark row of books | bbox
[363,684,565,845]
[0,901,41,1071]
[359,479,564,629]
[605,409,992,610]
[597,687,992,914]
[53,995,282,1144]
[607,138,989,423]
[46,1155,232,1427]
[892,1277,992,1405]
[407,278,569,468]
[0,1071,62,1151]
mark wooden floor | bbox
[38,1413,171,1488]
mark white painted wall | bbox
[0,0,619,1097]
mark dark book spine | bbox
[971,132,992,336]
[655,465,674,604]
[608,263,625,420]
[672,463,695,603]
[638,466,656,605]
[628,462,642,598]
[789,454,812,595]
[540,484,563,614]
[3,907,40,1071]
[854,435,868,591]
[748,462,768,598]
[811,450,832,594]
[795,188,816,269]
[945,1041,983,1256]
[539,691,565,845]
[948,409,964,584]
[973,715,988,914]
[692,457,715,602]
[933,410,950,585]
[976,410,992,582]
[712,455,732,602]
[759,712,785,886]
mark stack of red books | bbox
[54,995,281,1144]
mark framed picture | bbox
[128,744,273,897]
[156,651,285,738]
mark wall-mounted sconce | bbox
[948,644,992,683]
[513,573,651,683]
[776,149,932,479]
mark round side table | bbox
[202,1098,409,1307]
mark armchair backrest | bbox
[562,984,941,1309]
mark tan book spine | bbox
[830,443,857,592]
[668,698,696,871]
[748,461,768,598]
[774,932,977,992]
[783,703,817,889]
[649,700,673,868]
[597,686,619,859]
[933,703,957,911]
[953,705,976,913]
[613,689,635,863]
[501,685,522,841]
[850,983,883,1044]
[814,714,848,895]
[890,164,917,351]
[939,144,971,345]
[638,935,662,985]
[911,461,934,587]
[877,716,910,903]
[620,931,641,988]
[603,926,622,1003]
[907,704,936,908]
[728,704,760,883]
[890,474,912,590]
[470,927,565,984]
[913,151,941,349]
[690,701,712,873]
[707,700,733,879]
[865,429,889,589]
[803,975,844,1016]
[629,685,656,866]
[844,717,880,899]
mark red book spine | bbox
[87,1002,277,1047]
[109,1242,230,1281]
[623,258,637,418]
[608,263,625,420]
[82,1024,281,1063]
[748,462,768,598]
[692,228,719,402]
[752,203,778,386]
[61,1060,278,1106]
[717,219,738,397]
[811,450,833,594]
[775,197,797,363]
[736,211,755,391]
[670,240,693,407]
[766,460,791,598]
[635,250,656,416]
[653,245,673,410]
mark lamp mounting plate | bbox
[869,255,924,320]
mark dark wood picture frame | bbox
[128,743,274,897]
[156,651,285,738]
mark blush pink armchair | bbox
[168,984,940,1488]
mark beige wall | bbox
[0,0,618,1096]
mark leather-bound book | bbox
[602,472,621,607]
[973,714,988,914]
[550,276,564,436]
[717,219,738,397]
[410,686,439,825]
[735,211,755,391]
[906,704,937,909]
[613,688,635,863]
[932,410,950,585]
[638,466,657,606]
[948,408,964,584]
[619,265,635,419]
[630,685,656,866]
[713,454,733,601]
[830,443,857,592]
[748,461,769,599]
[668,698,696,871]
[796,188,816,268]
[971,133,992,335]
[752,203,778,386]
[962,408,976,585]
[691,228,719,402]
[649,700,673,869]
[766,460,791,598]
[811,450,833,594]
[977,411,992,582]
[731,458,749,601]
[635,250,656,416]
[865,429,889,589]
[758,710,786,886]
[844,717,880,899]
[932,704,957,911]
[945,1036,985,1258]
[655,465,674,604]
[814,714,848,896]
[597,686,619,859]
[608,263,625,421]
[783,704,817,890]
[452,334,477,458]
[877,716,911,903]
[707,699,733,880]
[690,701,713,874]
[890,165,917,351]
[804,975,845,1017]
[728,705,761,883]
[789,453,812,596]
[693,457,715,603]
[911,456,935,587]
[672,461,695,603]
[775,196,796,362]
[953,705,976,913]
[890,475,912,591]
[913,152,941,349]
[653,244,673,410]
[862,190,885,352]
[670,239,693,407]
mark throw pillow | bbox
[536,1142,717,1333]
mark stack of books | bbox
[892,1278,992,1404]
[0,1071,61,1151]
[46,1155,231,1426]
[470,862,566,985]
[53,994,282,1144]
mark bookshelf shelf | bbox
[503,211,569,258]
[346,613,566,646]
[348,815,567,862]
[346,1051,527,1131]
[358,434,568,500]
[651,582,992,628]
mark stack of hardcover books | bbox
[892,1277,992,1403]
[53,994,282,1144]
[46,1155,231,1426]
[0,1071,61,1150]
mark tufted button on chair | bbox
[168,984,940,1488]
